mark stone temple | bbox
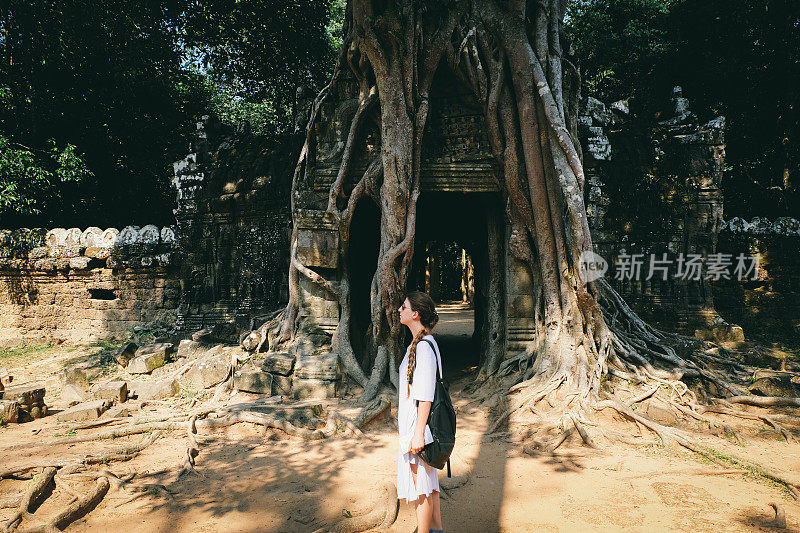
[2,81,800,395]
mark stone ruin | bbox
[1,85,800,406]
[171,116,294,332]
[582,86,729,334]
[0,224,180,344]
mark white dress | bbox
[396,335,443,503]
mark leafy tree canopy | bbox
[567,0,800,215]
[182,0,342,136]
[0,0,209,227]
[0,0,342,227]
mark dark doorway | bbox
[408,192,505,377]
[347,197,381,370]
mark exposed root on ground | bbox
[768,502,787,529]
[485,284,800,500]
[2,467,57,532]
[312,481,398,533]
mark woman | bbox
[397,291,444,533]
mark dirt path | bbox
[1,345,799,532]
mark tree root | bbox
[311,481,398,533]
[570,414,595,448]
[178,416,201,479]
[2,467,56,532]
[195,411,328,440]
[662,436,800,500]
[17,477,110,533]
[351,395,391,430]
[1,423,181,452]
[0,431,163,479]
[489,376,565,434]
[767,502,787,529]
[546,426,574,452]
[727,396,800,408]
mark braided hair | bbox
[405,291,440,393]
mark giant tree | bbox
[246,0,762,449]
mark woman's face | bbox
[398,298,418,327]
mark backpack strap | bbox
[421,338,443,380]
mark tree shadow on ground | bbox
[117,431,391,532]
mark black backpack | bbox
[416,338,456,477]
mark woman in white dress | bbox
[397,291,444,533]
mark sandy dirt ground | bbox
[1,308,799,532]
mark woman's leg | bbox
[410,462,433,532]
[431,490,443,530]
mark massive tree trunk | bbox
[245,0,749,433]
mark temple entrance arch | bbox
[406,192,506,376]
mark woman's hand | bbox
[410,431,426,454]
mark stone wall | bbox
[0,226,180,344]
[172,117,295,332]
[582,87,728,334]
[713,217,800,344]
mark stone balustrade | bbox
[0,225,180,344]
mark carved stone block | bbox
[296,228,339,268]
[294,353,340,381]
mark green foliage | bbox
[183,0,340,136]
[0,135,92,218]
[565,0,673,108]
[0,0,209,227]
[0,342,52,362]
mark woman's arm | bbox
[410,400,432,453]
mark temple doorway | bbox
[408,192,505,377]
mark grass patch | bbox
[691,445,794,498]
[0,343,53,363]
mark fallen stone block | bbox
[127,352,167,374]
[1,400,19,424]
[4,385,47,422]
[181,349,231,389]
[294,353,340,381]
[749,374,800,398]
[293,378,339,400]
[234,370,272,394]
[103,404,132,418]
[261,352,296,376]
[61,364,102,387]
[113,342,138,368]
[61,384,89,406]
[694,324,745,343]
[129,378,180,400]
[150,360,181,379]
[135,342,174,361]
[56,399,110,422]
[191,328,212,342]
[2,385,45,405]
[92,381,128,403]
[176,339,203,359]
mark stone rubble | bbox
[56,399,111,422]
